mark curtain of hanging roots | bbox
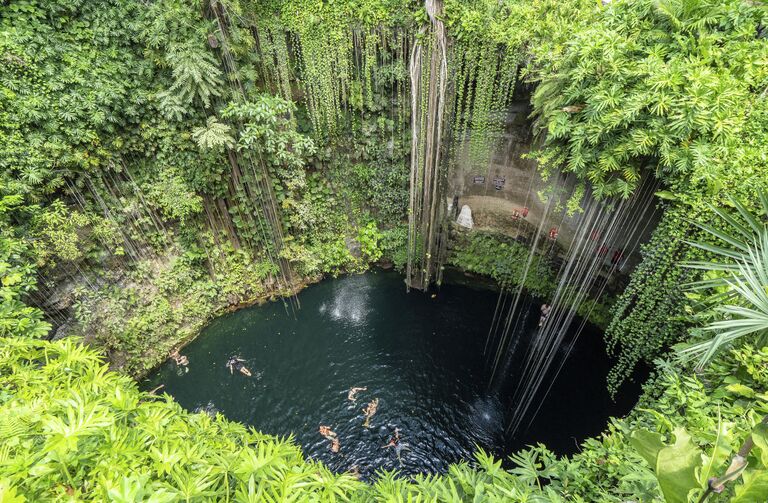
[211,2,299,309]
[406,0,448,291]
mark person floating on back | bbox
[362,398,379,428]
[226,356,252,376]
[319,425,340,453]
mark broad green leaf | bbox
[0,479,26,503]
[655,190,678,200]
[656,428,702,503]
[726,384,756,399]
[732,469,768,503]
[752,423,768,467]
[630,429,665,467]
[698,419,733,485]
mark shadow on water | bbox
[141,270,643,479]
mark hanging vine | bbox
[604,206,697,394]
[405,0,449,291]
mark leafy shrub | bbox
[379,224,408,270]
[357,221,383,263]
[449,231,556,297]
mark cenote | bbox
[143,270,642,479]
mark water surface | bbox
[143,271,640,478]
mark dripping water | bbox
[482,176,660,436]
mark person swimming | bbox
[318,425,340,453]
[393,442,411,463]
[169,348,188,366]
[362,398,379,428]
[226,356,252,376]
[347,386,367,403]
[382,428,401,449]
[539,304,552,327]
[382,428,410,464]
[319,425,337,439]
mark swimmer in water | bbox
[393,442,411,464]
[170,349,188,366]
[362,398,379,428]
[382,428,401,449]
[319,425,340,452]
[347,386,367,403]
[319,425,337,439]
[382,428,410,464]
[539,304,552,327]
[226,356,252,376]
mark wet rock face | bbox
[346,236,362,258]
[448,98,550,241]
[446,95,660,274]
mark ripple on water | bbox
[143,271,642,479]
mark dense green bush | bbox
[448,231,614,327]
[448,231,556,297]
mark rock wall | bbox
[447,99,661,279]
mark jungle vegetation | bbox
[2,0,768,500]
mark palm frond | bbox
[680,225,768,368]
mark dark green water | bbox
[142,271,640,478]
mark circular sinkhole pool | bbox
[142,270,642,479]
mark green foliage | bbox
[624,345,768,502]
[331,160,409,228]
[192,117,235,151]
[143,168,203,224]
[545,344,768,502]
[7,317,768,501]
[357,221,383,262]
[157,43,224,115]
[0,189,51,339]
[3,0,768,499]
[379,224,408,270]
[449,231,615,327]
[449,231,556,297]
[529,0,768,199]
[248,0,413,138]
[606,207,695,393]
[631,427,702,502]
[0,336,366,501]
[29,200,89,267]
[678,192,768,369]
[71,242,293,375]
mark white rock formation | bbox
[456,205,473,229]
